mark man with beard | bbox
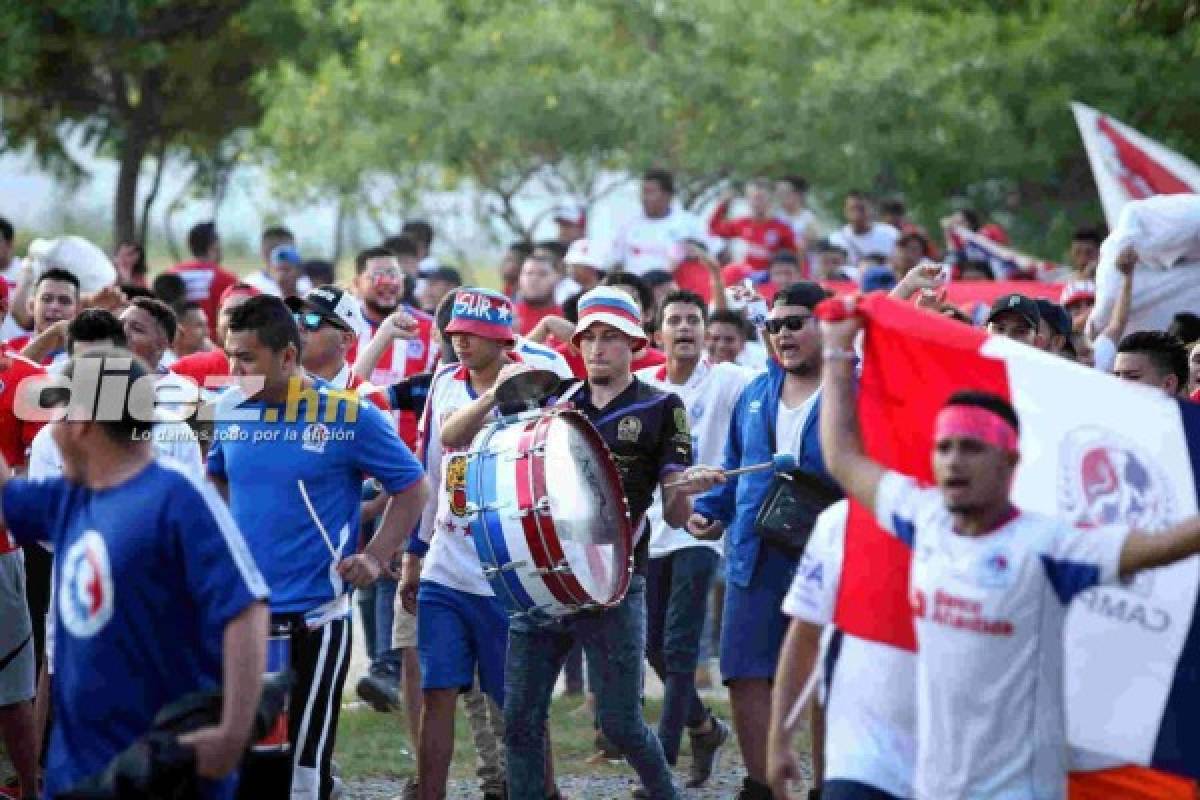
[350,247,436,449]
[6,268,80,366]
[440,286,722,799]
[689,282,840,800]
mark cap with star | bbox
[444,287,516,344]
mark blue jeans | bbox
[645,547,719,764]
[372,577,401,677]
[504,576,679,800]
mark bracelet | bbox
[822,348,858,363]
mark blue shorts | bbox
[416,581,509,705]
[822,780,905,800]
[719,543,796,682]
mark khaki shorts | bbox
[392,596,417,649]
[0,551,35,706]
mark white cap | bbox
[564,238,606,271]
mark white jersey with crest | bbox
[873,471,1129,800]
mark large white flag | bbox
[1071,102,1200,228]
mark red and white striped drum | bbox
[252,619,292,753]
[466,406,633,618]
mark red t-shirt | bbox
[673,259,714,305]
[555,343,667,379]
[708,200,798,270]
[169,348,230,391]
[0,352,45,553]
[513,301,563,336]
[170,260,239,339]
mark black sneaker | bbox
[733,775,774,800]
[686,714,730,788]
[355,673,399,712]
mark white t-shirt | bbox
[28,420,204,484]
[610,208,708,276]
[873,471,1128,800]
[416,348,567,596]
[782,500,916,798]
[830,223,900,264]
[780,210,819,243]
[638,359,752,557]
[776,393,817,456]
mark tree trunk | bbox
[137,139,167,247]
[113,127,149,248]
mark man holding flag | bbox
[809,301,1200,799]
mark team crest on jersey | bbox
[446,454,469,517]
[977,549,1014,588]
[618,415,642,442]
[407,339,425,359]
[1059,427,1174,597]
[673,407,689,435]
[60,531,114,638]
[302,422,330,454]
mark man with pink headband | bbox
[812,312,1200,800]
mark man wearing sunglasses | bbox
[689,282,841,800]
[286,285,388,412]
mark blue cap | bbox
[861,265,898,293]
[270,244,302,266]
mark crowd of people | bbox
[0,165,1198,800]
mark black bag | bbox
[754,468,841,555]
[753,399,840,555]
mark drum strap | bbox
[554,380,587,407]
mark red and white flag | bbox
[832,293,1200,776]
[1072,102,1200,228]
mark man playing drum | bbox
[441,286,724,800]
[397,287,566,800]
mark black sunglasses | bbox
[294,311,347,333]
[764,314,812,335]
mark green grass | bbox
[334,695,737,781]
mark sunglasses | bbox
[764,314,812,335]
[294,312,347,333]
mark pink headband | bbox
[934,405,1018,453]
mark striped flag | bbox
[1072,102,1200,228]
[948,224,1061,281]
[833,293,1200,776]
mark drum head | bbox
[494,368,560,412]
[539,412,631,604]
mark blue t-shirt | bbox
[2,460,268,800]
[207,385,423,617]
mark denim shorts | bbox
[718,543,796,682]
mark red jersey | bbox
[170,260,239,339]
[708,200,798,270]
[555,342,667,380]
[513,301,563,336]
[347,304,436,449]
[0,352,45,552]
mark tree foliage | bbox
[0,0,309,246]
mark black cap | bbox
[986,293,1041,329]
[1035,299,1071,338]
[423,266,463,285]
[285,284,362,332]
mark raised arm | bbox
[1119,516,1200,579]
[352,310,419,382]
[1099,248,1136,345]
[818,314,886,514]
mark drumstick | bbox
[297,479,341,562]
[663,453,798,488]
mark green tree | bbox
[0,0,307,247]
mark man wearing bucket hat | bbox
[440,285,726,800]
[398,287,567,800]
